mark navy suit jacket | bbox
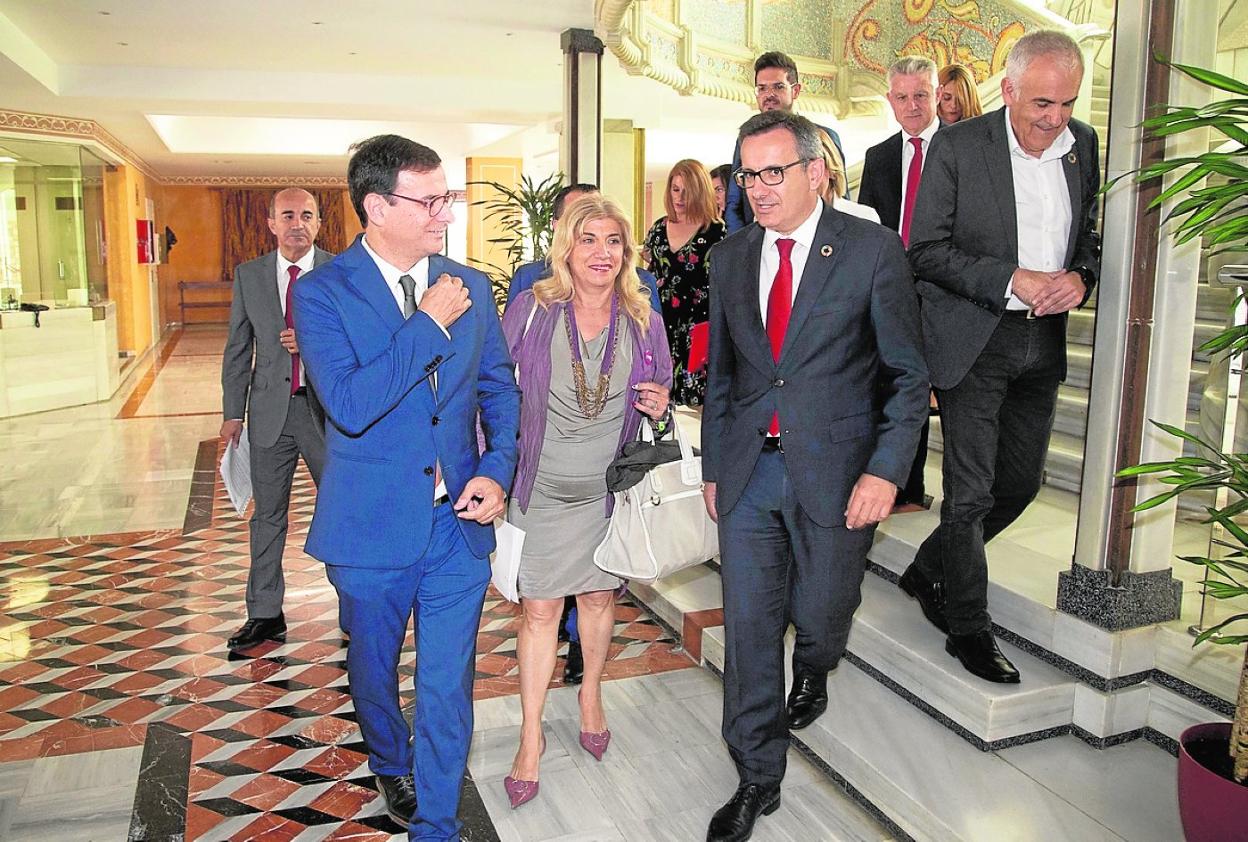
[505,259,662,313]
[702,204,929,526]
[291,236,520,567]
[726,122,847,233]
[857,132,906,233]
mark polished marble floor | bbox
[0,326,891,841]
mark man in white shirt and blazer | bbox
[900,30,1101,684]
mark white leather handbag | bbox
[593,420,719,582]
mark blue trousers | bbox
[719,447,871,785]
[325,503,490,841]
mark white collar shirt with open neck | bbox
[1003,108,1075,310]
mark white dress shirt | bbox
[361,235,448,499]
[759,200,824,319]
[897,118,940,235]
[1003,108,1074,310]
[277,249,315,387]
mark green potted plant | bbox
[1114,61,1248,842]
[466,172,563,308]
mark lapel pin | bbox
[820,244,834,257]
[1066,151,1078,164]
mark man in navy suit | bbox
[858,55,942,511]
[724,51,848,233]
[702,111,928,842]
[293,135,520,840]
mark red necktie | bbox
[766,238,795,436]
[285,265,300,393]
[900,136,924,247]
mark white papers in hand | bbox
[492,520,525,603]
[220,430,253,518]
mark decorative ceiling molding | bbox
[0,107,159,181]
[163,175,349,188]
[0,109,351,188]
[596,0,1108,120]
[595,0,868,119]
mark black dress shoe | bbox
[563,639,584,685]
[227,613,286,650]
[945,630,1020,684]
[375,773,417,827]
[785,672,827,730]
[898,565,950,635]
[707,782,781,842]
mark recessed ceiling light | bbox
[117,41,128,46]
[348,51,357,55]
[99,10,111,15]
[311,20,323,25]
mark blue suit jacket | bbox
[291,237,521,567]
[505,260,663,313]
[726,122,847,233]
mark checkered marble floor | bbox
[0,438,694,841]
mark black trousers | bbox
[719,447,872,785]
[911,314,1064,634]
[897,416,931,505]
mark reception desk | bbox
[0,302,121,417]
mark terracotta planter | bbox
[1178,722,1248,842]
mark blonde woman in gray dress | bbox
[499,195,674,808]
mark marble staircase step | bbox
[698,629,1165,842]
[1063,345,1208,409]
[847,575,1077,745]
[627,561,1077,748]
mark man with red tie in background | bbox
[220,188,333,652]
[858,55,941,513]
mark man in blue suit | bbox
[292,135,520,840]
[505,182,662,312]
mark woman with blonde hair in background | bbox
[499,195,673,808]
[816,132,880,224]
[937,64,983,125]
[642,159,726,406]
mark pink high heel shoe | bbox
[579,728,611,761]
[577,687,611,760]
[503,732,545,808]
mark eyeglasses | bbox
[385,191,459,217]
[755,82,793,96]
[734,160,807,188]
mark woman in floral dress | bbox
[642,159,726,406]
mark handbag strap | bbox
[639,412,699,486]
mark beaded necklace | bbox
[563,295,621,420]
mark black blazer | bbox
[857,132,905,232]
[701,204,930,527]
[908,107,1102,389]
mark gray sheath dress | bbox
[508,319,631,599]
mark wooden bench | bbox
[178,280,233,324]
